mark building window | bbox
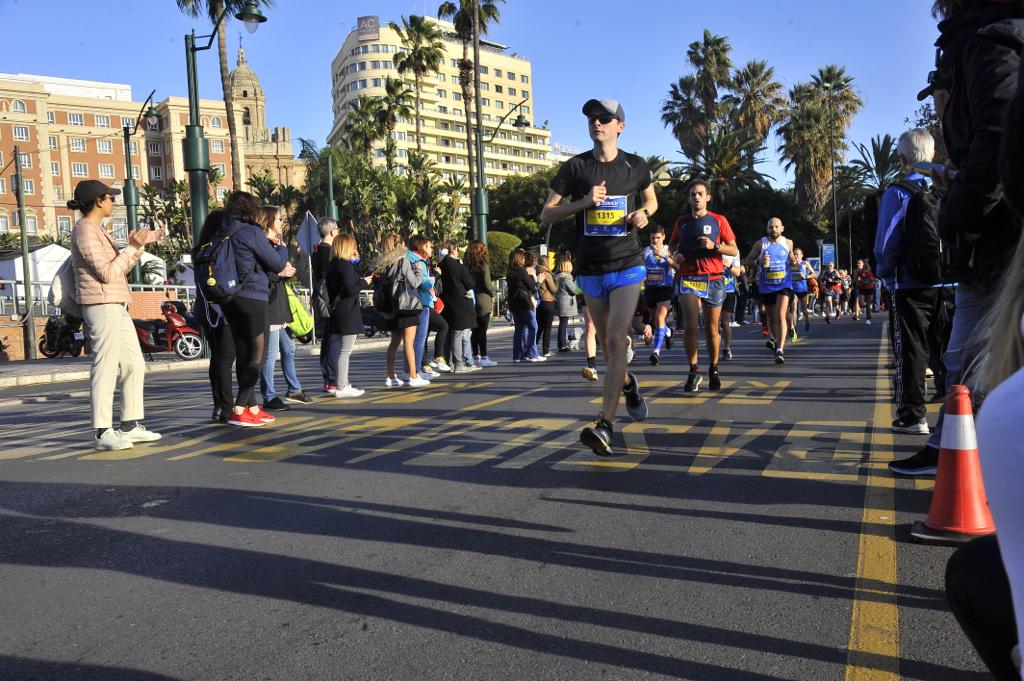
[211,116,222,128]
[437,73,446,82]
[19,153,31,168]
[71,138,86,152]
[0,178,5,193]
[452,92,461,101]
[372,78,383,87]
[438,105,448,114]
[71,162,88,177]
[481,98,490,107]
[96,114,110,128]
[25,214,37,235]
[495,84,503,94]
[47,111,55,123]
[211,139,224,153]
[69,112,84,125]
[212,163,226,174]
[496,100,504,110]
[148,142,161,156]
[51,162,60,175]
[0,215,7,234]
[479,82,489,91]
[507,72,516,81]
[131,165,139,180]
[58,216,72,236]
[49,136,58,150]
[97,139,113,154]
[478,65,488,75]
[12,99,27,113]
[22,179,35,195]
[150,166,162,180]
[147,120,159,131]
[99,163,115,178]
[521,74,529,84]
[523,105,530,114]
[121,116,133,128]
[130,141,138,156]
[13,126,29,141]
[216,187,228,201]
[450,59,458,68]
[111,219,127,241]
[54,185,62,200]
[437,89,446,98]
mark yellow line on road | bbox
[844,325,899,680]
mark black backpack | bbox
[194,222,252,304]
[312,276,335,319]
[372,267,397,319]
[894,178,948,285]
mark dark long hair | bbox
[224,191,260,224]
[192,209,226,258]
[464,240,490,271]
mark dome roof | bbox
[229,46,263,98]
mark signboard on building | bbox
[357,16,379,41]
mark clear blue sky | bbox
[0,0,939,186]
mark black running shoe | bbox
[804,319,810,332]
[723,347,733,361]
[263,396,290,411]
[825,315,832,325]
[622,372,648,422]
[665,334,673,350]
[888,445,939,476]
[684,370,702,393]
[774,350,785,364]
[708,368,721,391]
[649,351,661,366]
[766,337,776,350]
[580,415,614,456]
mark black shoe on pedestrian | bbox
[766,337,776,350]
[211,407,229,423]
[665,335,673,350]
[708,367,721,391]
[622,372,648,422]
[580,414,614,456]
[888,445,939,476]
[649,351,661,366]
[825,315,832,325]
[264,396,290,411]
[723,347,732,361]
[684,369,702,393]
[774,349,785,364]
[804,319,810,332]
[891,413,930,435]
[285,390,313,404]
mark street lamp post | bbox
[823,83,840,271]
[326,153,338,220]
[183,0,267,245]
[123,89,160,283]
[472,95,530,246]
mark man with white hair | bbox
[874,128,942,456]
[312,217,341,391]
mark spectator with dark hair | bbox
[439,241,479,372]
[192,209,234,423]
[312,216,340,392]
[464,240,497,367]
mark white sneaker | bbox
[453,365,475,374]
[924,368,934,379]
[865,319,872,325]
[477,357,497,367]
[434,358,453,372]
[468,364,483,371]
[385,376,404,388]
[729,321,740,327]
[95,428,134,451]
[407,376,431,387]
[334,385,365,398]
[120,424,162,443]
[626,346,635,364]
[526,356,547,363]
[421,367,441,378]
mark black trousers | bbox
[536,300,555,355]
[946,535,1020,681]
[422,308,448,362]
[893,288,938,421]
[221,296,268,408]
[471,312,490,357]
[202,316,236,414]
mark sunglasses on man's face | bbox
[104,195,117,204]
[588,114,618,125]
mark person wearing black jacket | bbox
[256,206,310,412]
[900,0,1024,472]
[440,242,479,372]
[312,217,340,391]
[507,249,538,363]
[325,233,366,397]
[465,240,497,366]
[192,209,234,423]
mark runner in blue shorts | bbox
[541,98,658,456]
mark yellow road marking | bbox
[720,379,791,405]
[688,422,776,475]
[464,386,544,411]
[844,324,899,680]
[417,417,576,468]
[166,415,329,461]
[229,416,411,463]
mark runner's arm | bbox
[742,241,761,270]
[626,185,658,227]
[540,191,593,224]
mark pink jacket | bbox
[71,217,144,305]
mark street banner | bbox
[822,243,836,267]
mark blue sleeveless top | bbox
[791,261,811,294]
[643,246,674,288]
[757,237,792,293]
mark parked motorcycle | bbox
[38,314,87,358]
[361,305,390,338]
[134,301,203,360]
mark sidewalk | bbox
[0,321,515,390]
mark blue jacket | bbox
[224,217,288,302]
[873,173,931,290]
[406,251,434,306]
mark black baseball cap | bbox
[72,180,120,204]
[582,98,625,123]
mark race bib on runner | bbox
[678,274,710,299]
[767,268,786,281]
[584,195,628,237]
[647,269,666,285]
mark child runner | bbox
[643,225,676,365]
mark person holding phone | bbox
[541,98,657,456]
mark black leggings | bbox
[423,308,448,361]
[202,316,236,413]
[536,300,555,355]
[221,296,268,408]
[471,312,490,357]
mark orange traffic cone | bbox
[910,385,996,545]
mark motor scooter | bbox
[134,301,203,360]
[39,313,88,358]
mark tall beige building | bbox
[327,16,554,187]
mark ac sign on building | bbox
[357,16,379,41]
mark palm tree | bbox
[850,134,901,191]
[778,89,833,215]
[436,0,504,204]
[726,60,787,148]
[685,29,733,123]
[377,77,415,173]
[812,65,863,130]
[175,0,276,191]
[246,168,277,202]
[678,128,770,200]
[661,75,707,161]
[343,95,385,159]
[390,15,446,156]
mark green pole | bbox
[326,153,338,220]
[124,124,142,284]
[14,146,37,360]
[184,32,211,247]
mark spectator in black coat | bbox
[326,233,366,398]
[313,217,340,391]
[440,241,478,372]
[192,209,234,423]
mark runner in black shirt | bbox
[541,98,657,456]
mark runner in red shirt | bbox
[668,180,739,392]
[852,258,875,324]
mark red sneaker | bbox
[760,328,769,336]
[254,407,277,423]
[227,410,265,427]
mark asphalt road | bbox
[0,319,991,680]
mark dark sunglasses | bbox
[588,114,617,125]
[104,194,117,203]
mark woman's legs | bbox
[537,301,555,355]
[223,297,268,413]
[451,328,468,367]
[431,310,449,362]
[475,312,490,358]
[558,316,569,350]
[279,330,301,394]
[387,331,400,379]
[511,310,529,361]
[413,308,430,370]
[525,309,539,358]
[204,318,235,414]
[259,327,281,402]
[403,324,420,378]
[336,333,356,387]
